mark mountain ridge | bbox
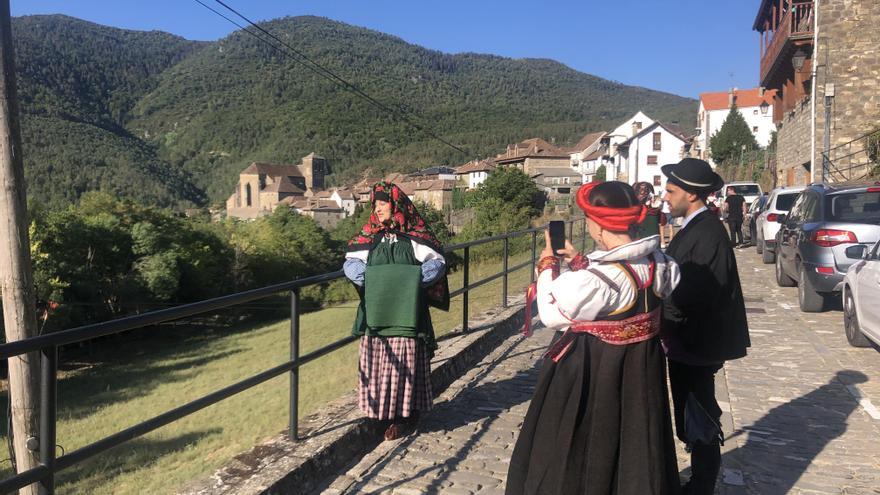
[15,14,697,207]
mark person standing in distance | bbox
[722,186,746,247]
[660,158,750,495]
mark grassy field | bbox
[0,231,589,494]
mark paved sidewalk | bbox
[317,250,880,494]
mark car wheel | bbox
[756,231,763,254]
[776,252,796,287]
[798,265,826,312]
[761,241,775,264]
[844,287,871,347]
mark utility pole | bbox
[0,1,42,493]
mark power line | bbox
[192,0,470,157]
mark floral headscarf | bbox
[347,181,443,252]
[348,181,449,310]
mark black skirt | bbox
[506,333,680,495]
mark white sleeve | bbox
[411,241,445,264]
[536,268,624,330]
[345,249,369,262]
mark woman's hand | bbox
[556,240,579,263]
[541,230,580,261]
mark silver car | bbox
[775,183,880,312]
[843,240,880,347]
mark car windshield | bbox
[731,185,760,195]
[824,190,880,222]
[775,193,799,211]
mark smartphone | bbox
[548,221,566,255]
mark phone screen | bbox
[549,221,565,254]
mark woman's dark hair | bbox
[588,181,640,208]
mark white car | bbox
[721,182,763,207]
[843,240,880,347]
[755,186,806,264]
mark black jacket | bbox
[663,209,750,362]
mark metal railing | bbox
[0,218,587,494]
[822,127,880,183]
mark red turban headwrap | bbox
[575,181,647,232]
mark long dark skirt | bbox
[506,333,680,495]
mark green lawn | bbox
[1,231,589,494]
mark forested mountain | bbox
[15,14,698,208]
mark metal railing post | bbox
[289,288,300,441]
[39,345,57,495]
[462,247,470,333]
[530,230,537,284]
[581,218,587,252]
[502,237,509,308]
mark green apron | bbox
[636,211,661,239]
[352,237,437,352]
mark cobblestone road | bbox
[317,250,880,494]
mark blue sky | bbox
[13,0,762,100]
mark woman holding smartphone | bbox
[507,181,682,495]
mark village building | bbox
[696,88,777,165]
[494,138,571,175]
[567,131,607,183]
[532,167,583,209]
[603,111,657,182]
[615,121,691,189]
[226,153,329,220]
[287,197,347,230]
[454,159,496,189]
[753,0,880,185]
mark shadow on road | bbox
[710,370,868,494]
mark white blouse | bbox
[536,235,680,331]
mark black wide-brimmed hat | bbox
[661,158,724,193]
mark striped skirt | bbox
[358,335,433,420]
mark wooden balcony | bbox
[759,1,813,85]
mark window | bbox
[653,175,661,186]
[557,187,571,194]
[825,191,880,221]
[653,132,662,151]
[647,155,658,165]
[563,177,570,184]
[753,126,759,133]
[245,183,252,207]
[753,109,759,115]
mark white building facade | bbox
[696,88,776,165]
[616,122,689,189]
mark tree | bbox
[468,167,545,215]
[595,165,607,181]
[709,104,760,165]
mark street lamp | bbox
[792,49,807,71]
[760,100,770,115]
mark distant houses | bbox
[224,111,703,225]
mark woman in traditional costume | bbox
[507,181,681,495]
[634,181,665,239]
[343,181,449,441]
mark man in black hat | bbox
[660,158,750,495]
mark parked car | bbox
[755,186,806,264]
[746,193,770,246]
[842,240,880,347]
[721,181,763,208]
[774,183,880,312]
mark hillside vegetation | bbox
[15,14,696,207]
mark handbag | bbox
[683,392,723,446]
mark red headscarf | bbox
[575,181,647,232]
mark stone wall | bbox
[775,0,880,185]
[814,0,880,176]
[776,98,813,186]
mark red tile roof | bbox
[455,159,496,174]
[699,88,777,111]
